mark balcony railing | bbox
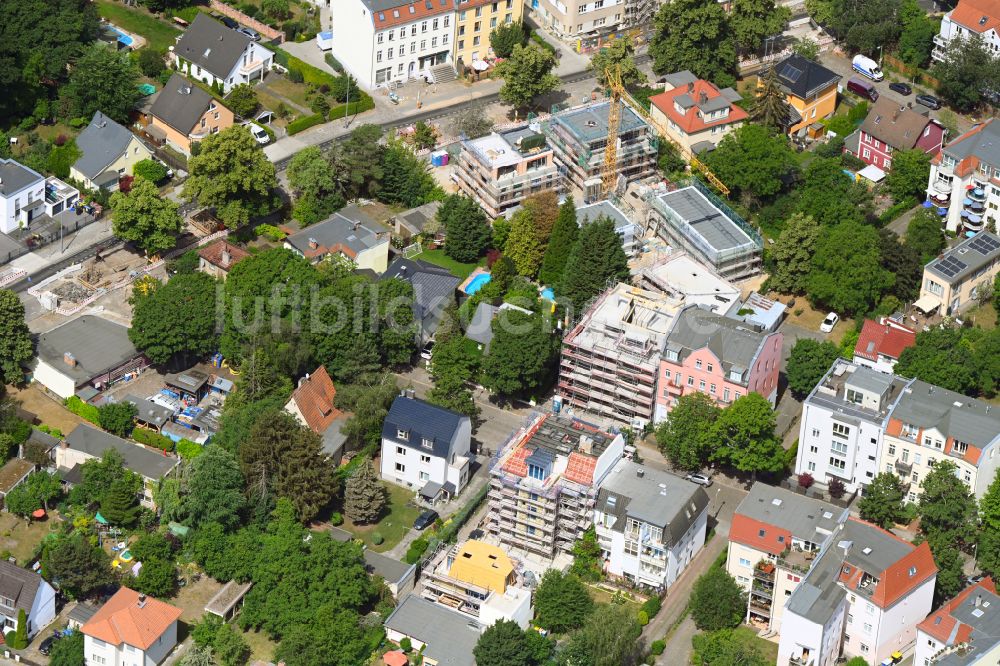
[895,459,913,474]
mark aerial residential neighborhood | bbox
[1,0,1000,665]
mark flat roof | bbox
[553,101,648,144]
[204,580,252,617]
[806,359,910,425]
[655,186,756,253]
[577,200,636,232]
[35,316,141,385]
[466,125,548,168]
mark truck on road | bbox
[852,54,884,81]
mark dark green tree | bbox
[858,472,908,528]
[101,475,141,527]
[794,157,873,226]
[187,445,246,530]
[129,272,219,367]
[493,45,560,114]
[895,327,1000,397]
[131,557,176,598]
[898,0,937,68]
[505,208,544,278]
[934,33,1000,112]
[649,0,737,86]
[427,336,480,418]
[488,22,528,58]
[533,569,593,633]
[560,217,629,314]
[879,228,923,303]
[132,158,168,184]
[0,289,33,384]
[330,124,385,200]
[589,36,646,87]
[557,603,643,666]
[690,567,746,631]
[928,537,966,606]
[807,221,894,315]
[380,142,437,208]
[43,534,113,599]
[691,628,770,666]
[64,44,141,124]
[226,84,259,118]
[481,310,559,398]
[474,620,533,666]
[286,146,342,225]
[918,460,977,548]
[786,338,839,399]
[343,460,387,524]
[569,526,604,581]
[978,471,1000,577]
[440,195,491,263]
[97,402,137,437]
[110,178,182,256]
[712,393,785,479]
[750,66,790,131]
[48,629,84,666]
[704,124,796,203]
[729,0,791,56]
[336,375,400,452]
[768,213,820,294]
[3,471,63,518]
[905,208,946,263]
[833,0,903,54]
[539,200,579,286]
[130,532,174,563]
[137,49,166,78]
[655,392,721,471]
[887,149,932,204]
[213,622,251,666]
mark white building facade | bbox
[329,0,455,89]
[931,0,1000,62]
[0,159,79,235]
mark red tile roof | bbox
[919,577,996,643]
[370,0,454,30]
[649,80,748,136]
[870,540,937,608]
[950,0,1000,33]
[729,514,792,556]
[564,451,597,485]
[289,366,342,434]
[197,239,249,271]
[854,318,917,362]
[502,446,530,477]
[82,587,182,650]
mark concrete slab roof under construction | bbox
[552,101,648,144]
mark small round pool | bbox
[464,272,492,295]
[119,549,134,563]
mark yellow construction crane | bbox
[602,66,730,198]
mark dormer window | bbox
[421,437,433,449]
[397,428,409,441]
[665,349,679,362]
[0,596,12,608]
[953,440,969,454]
[728,370,742,382]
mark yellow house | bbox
[453,0,523,71]
[447,540,515,593]
[69,112,154,191]
[772,54,842,136]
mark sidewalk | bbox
[7,218,114,275]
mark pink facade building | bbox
[846,97,946,171]
[654,306,783,421]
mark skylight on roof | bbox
[862,547,872,555]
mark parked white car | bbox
[820,312,840,333]
[246,122,270,145]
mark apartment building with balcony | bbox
[879,380,1000,502]
[542,101,657,202]
[486,412,624,561]
[727,483,848,633]
[173,14,274,93]
[645,181,763,281]
[926,119,1000,235]
[558,283,682,428]
[932,0,1000,62]
[420,539,533,628]
[915,578,1000,666]
[655,304,782,421]
[0,158,80,235]
[595,460,709,592]
[452,0,523,68]
[916,231,1000,317]
[778,518,937,666]
[330,0,456,89]
[795,360,911,493]
[454,124,561,218]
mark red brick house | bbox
[846,97,946,171]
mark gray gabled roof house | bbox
[172,14,274,93]
[381,257,459,343]
[70,112,154,191]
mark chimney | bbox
[308,237,319,250]
[221,248,231,267]
[405,388,416,399]
[699,91,708,104]
[976,594,982,607]
[137,594,147,608]
[636,467,645,478]
[687,81,694,93]
[63,352,76,367]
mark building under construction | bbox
[487,412,625,560]
[542,101,658,203]
[558,283,682,428]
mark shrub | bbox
[529,30,558,55]
[65,396,100,425]
[371,532,384,545]
[176,439,203,460]
[637,610,649,625]
[256,224,286,241]
[133,159,168,184]
[277,48,340,88]
[288,68,304,83]
[324,53,344,73]
[53,134,68,147]
[132,428,174,452]
[286,113,325,135]
[404,537,429,564]
[650,640,665,656]
[330,512,343,526]
[38,425,63,439]
[641,596,662,618]
[828,478,847,499]
[798,472,815,490]
[97,402,137,437]
[399,637,412,653]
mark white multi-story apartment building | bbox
[379,391,472,502]
[878,380,1000,502]
[727,483,848,633]
[0,158,79,235]
[330,0,456,89]
[931,0,1000,62]
[82,588,181,666]
[915,578,1000,666]
[778,518,937,666]
[795,359,910,493]
[594,461,709,592]
[926,118,1000,235]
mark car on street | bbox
[219,16,239,29]
[820,312,840,333]
[245,123,270,145]
[916,93,942,110]
[685,472,713,487]
[238,27,261,41]
[420,341,435,361]
[888,82,912,96]
[414,509,439,531]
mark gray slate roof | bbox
[363,550,415,586]
[393,201,442,235]
[465,302,499,348]
[285,208,386,257]
[926,231,1000,284]
[382,395,467,460]
[577,200,633,232]
[934,587,1000,666]
[64,424,179,480]
[597,461,709,543]
[942,118,1000,169]
[773,54,842,100]
[736,482,845,545]
[122,395,173,429]
[35,315,141,385]
[72,112,138,180]
[383,595,479,666]
[174,13,253,78]
[361,0,454,15]
[0,560,44,617]
[0,159,43,197]
[381,257,459,339]
[889,380,1000,449]
[663,71,698,89]
[664,305,770,384]
[149,73,216,134]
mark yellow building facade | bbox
[452,0,523,69]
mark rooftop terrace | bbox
[465,125,550,169]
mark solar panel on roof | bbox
[779,64,803,83]
[970,234,1000,254]
[934,255,968,277]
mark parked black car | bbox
[888,82,912,96]
[916,93,942,110]
[413,509,439,531]
[219,16,239,29]
[39,634,58,656]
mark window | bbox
[492,1,498,10]
[695,360,703,369]
[458,39,464,49]
[377,33,384,43]
[475,6,482,15]
[490,17,497,27]
[862,148,871,159]
[432,37,438,46]
[812,428,820,437]
[395,462,405,472]
[699,380,706,390]
[473,35,480,45]
[739,557,751,566]
[474,20,481,31]
[829,457,846,471]
[810,445,818,453]
[420,39,426,48]
[687,376,694,386]
[459,25,465,35]
[807,462,816,471]
[387,47,393,58]
[528,464,546,481]
[388,29,394,40]
[724,389,730,402]
[419,471,429,481]
[863,622,872,634]
[625,541,638,556]
[505,11,512,21]
[664,369,671,379]
[832,423,850,439]
[831,441,848,456]
[860,644,870,654]
[397,428,409,441]
[846,389,863,404]
[577,0,586,8]
[91,657,106,665]
[888,443,896,456]
[396,445,405,455]
[707,363,714,372]
[420,454,431,463]
[912,471,919,482]
[901,449,910,462]
[954,440,969,455]
[421,20,428,32]
[914,453,922,465]
[710,384,716,394]
[411,25,416,36]
[411,42,416,52]
[433,18,439,29]
[442,34,448,44]
[444,16,450,27]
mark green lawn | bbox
[96,0,182,51]
[341,483,421,553]
[412,249,485,280]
